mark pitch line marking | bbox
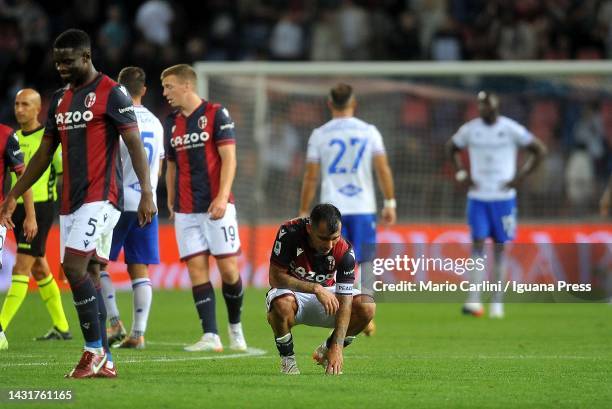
[122,347,267,364]
[0,347,267,368]
[349,354,608,360]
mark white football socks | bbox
[492,246,507,304]
[100,271,120,322]
[131,278,153,336]
[467,251,485,304]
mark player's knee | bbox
[98,300,107,320]
[353,295,376,322]
[269,296,297,321]
[472,240,485,252]
[11,263,30,276]
[62,260,87,282]
[30,268,48,281]
[12,254,34,273]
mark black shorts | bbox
[13,201,56,257]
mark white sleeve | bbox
[156,118,165,159]
[510,120,534,146]
[451,123,470,148]
[306,130,320,163]
[371,125,386,156]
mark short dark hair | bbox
[118,66,146,97]
[54,29,91,50]
[310,203,342,234]
[329,83,354,109]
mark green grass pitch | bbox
[0,289,610,408]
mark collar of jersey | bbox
[180,99,206,119]
[69,72,102,93]
[20,125,44,136]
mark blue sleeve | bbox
[336,247,356,285]
[106,85,138,133]
[213,105,236,146]
[5,131,25,172]
[270,226,296,268]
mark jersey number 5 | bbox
[328,138,368,174]
[141,131,154,166]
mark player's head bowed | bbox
[52,29,93,85]
[308,204,342,255]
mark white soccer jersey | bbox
[121,105,164,211]
[306,117,386,214]
[452,115,534,201]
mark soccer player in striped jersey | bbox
[299,83,396,336]
[0,121,37,350]
[0,88,72,343]
[162,64,247,352]
[99,67,164,349]
[0,29,156,378]
[267,204,375,375]
[447,91,546,318]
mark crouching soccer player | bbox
[266,203,375,375]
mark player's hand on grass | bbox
[137,191,157,227]
[314,285,339,315]
[23,214,38,242]
[326,344,343,375]
[0,195,17,229]
[208,196,228,220]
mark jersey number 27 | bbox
[328,138,368,174]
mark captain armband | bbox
[335,282,354,296]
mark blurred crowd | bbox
[0,0,610,219]
[2,0,612,113]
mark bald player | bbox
[446,91,546,318]
[0,88,72,343]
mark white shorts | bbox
[60,201,121,263]
[266,286,363,328]
[174,203,241,261]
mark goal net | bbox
[194,61,612,225]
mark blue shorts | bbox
[341,214,376,263]
[467,198,517,243]
[109,212,160,264]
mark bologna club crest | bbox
[198,116,207,130]
[84,92,96,108]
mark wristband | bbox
[455,169,468,182]
[383,198,397,209]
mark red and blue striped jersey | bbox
[0,123,25,201]
[270,217,356,288]
[164,100,236,213]
[43,74,138,215]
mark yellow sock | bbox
[0,275,30,329]
[37,274,70,333]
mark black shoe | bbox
[35,326,73,341]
